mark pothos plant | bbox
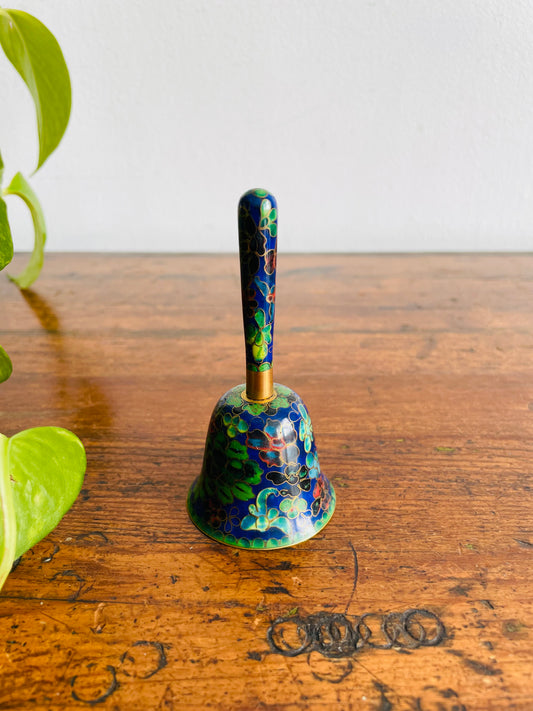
[0,8,86,591]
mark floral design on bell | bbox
[246,417,299,469]
[306,451,320,480]
[279,496,308,519]
[187,384,335,549]
[222,412,248,439]
[241,488,290,534]
[266,463,311,498]
[298,403,314,453]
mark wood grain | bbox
[0,253,531,710]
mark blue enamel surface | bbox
[238,189,277,374]
[187,384,335,549]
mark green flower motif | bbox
[270,386,294,410]
[222,412,248,438]
[279,497,307,519]
[259,198,277,237]
[245,307,272,363]
[241,488,290,535]
[298,403,313,453]
[243,401,269,416]
[225,389,245,409]
[306,451,320,479]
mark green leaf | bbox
[227,439,247,461]
[0,427,86,590]
[218,484,233,506]
[243,459,262,484]
[0,435,16,591]
[252,342,268,361]
[0,194,13,271]
[245,323,256,345]
[232,482,253,502]
[255,309,266,329]
[0,149,4,185]
[3,172,46,288]
[0,346,13,383]
[0,9,71,171]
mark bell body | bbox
[187,383,335,549]
[188,189,336,548]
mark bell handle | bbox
[238,189,278,401]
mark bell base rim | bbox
[187,485,336,551]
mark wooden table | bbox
[0,254,531,710]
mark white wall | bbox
[0,0,532,252]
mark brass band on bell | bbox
[245,368,274,402]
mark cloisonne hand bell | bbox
[187,189,335,549]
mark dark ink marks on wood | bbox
[247,651,262,661]
[120,641,168,679]
[462,657,502,677]
[309,658,353,684]
[158,684,176,710]
[446,649,502,677]
[75,531,110,545]
[41,542,60,563]
[261,584,293,596]
[479,599,495,609]
[514,538,533,548]
[344,541,358,614]
[267,609,445,659]
[170,575,179,584]
[70,665,119,705]
[373,681,393,711]
[253,559,295,573]
[207,613,223,623]
[448,583,472,597]
[439,688,459,698]
[418,686,466,711]
[50,570,86,601]
[273,561,294,570]
[223,600,246,608]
